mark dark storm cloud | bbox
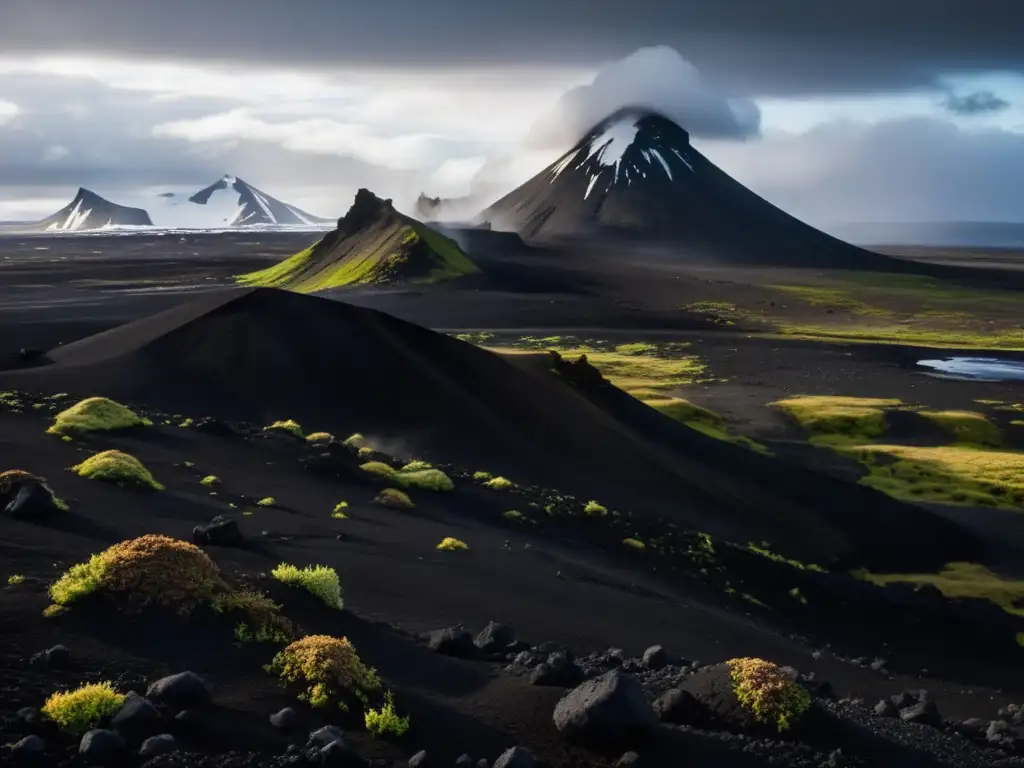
[942,90,1011,116]
[2,0,1024,95]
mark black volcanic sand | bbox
[0,400,1022,768]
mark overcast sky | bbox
[0,0,1022,225]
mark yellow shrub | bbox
[728,657,811,731]
[365,690,410,738]
[272,563,343,609]
[436,537,469,551]
[47,397,147,436]
[42,682,126,734]
[269,635,381,710]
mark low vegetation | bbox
[647,397,771,454]
[268,635,381,711]
[42,681,126,735]
[264,419,304,438]
[854,561,1024,616]
[728,657,812,732]
[484,476,514,491]
[343,433,366,448]
[360,461,454,491]
[306,432,334,444]
[364,691,410,738]
[375,488,414,509]
[256,497,276,507]
[919,410,1002,447]
[200,475,220,487]
[436,537,469,551]
[47,397,149,437]
[72,450,164,491]
[623,538,646,550]
[583,500,608,516]
[271,564,343,610]
[332,501,349,519]
[771,396,901,445]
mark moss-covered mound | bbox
[268,634,381,711]
[72,450,164,491]
[49,534,227,613]
[0,469,69,513]
[771,395,902,444]
[375,488,414,509]
[919,410,1002,447]
[47,396,148,436]
[236,189,478,292]
[42,681,126,735]
[680,658,812,733]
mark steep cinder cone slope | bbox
[237,189,479,292]
[479,108,905,269]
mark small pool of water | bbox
[918,357,1024,381]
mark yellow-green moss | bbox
[623,538,646,550]
[484,476,514,491]
[364,690,410,738]
[47,397,148,436]
[200,475,220,487]
[728,657,812,731]
[853,562,1024,616]
[360,461,396,478]
[72,450,164,491]
[375,488,414,509]
[271,563,343,609]
[583,500,608,516]
[306,432,334,444]
[264,419,304,438]
[256,497,276,507]
[919,410,1002,447]
[395,468,454,492]
[771,396,901,444]
[268,634,381,710]
[649,397,771,454]
[436,537,469,551]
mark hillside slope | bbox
[29,188,153,231]
[237,189,479,292]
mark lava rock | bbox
[641,646,667,671]
[408,749,429,767]
[192,515,243,547]
[528,653,584,688]
[987,719,1012,744]
[900,701,942,728]
[425,628,477,658]
[146,671,212,709]
[475,622,517,653]
[308,725,347,749]
[9,735,45,757]
[890,691,918,709]
[873,699,898,718]
[553,670,658,749]
[476,761,489,768]
[32,644,72,669]
[492,746,536,768]
[139,733,178,758]
[616,752,641,767]
[15,707,40,725]
[79,729,126,763]
[5,480,62,518]
[270,707,300,730]
[112,692,163,739]
[316,739,366,766]
[455,754,473,766]
[653,688,702,724]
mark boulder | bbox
[641,646,667,671]
[873,699,898,718]
[553,670,658,749]
[474,622,517,653]
[192,515,244,547]
[146,671,212,709]
[270,707,300,730]
[425,628,477,658]
[316,739,367,766]
[492,746,536,768]
[308,725,347,749]
[616,752,641,767]
[139,733,178,758]
[32,644,72,669]
[111,692,162,739]
[529,652,584,688]
[5,480,61,518]
[79,729,126,764]
[9,735,45,757]
[408,749,429,767]
[653,688,702,724]
[900,701,942,728]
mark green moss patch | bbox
[42,682,126,735]
[918,410,1002,447]
[264,419,304,438]
[854,562,1024,616]
[771,396,902,445]
[72,450,164,491]
[271,563,343,609]
[649,397,771,454]
[47,397,148,436]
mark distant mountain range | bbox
[825,221,1024,249]
[176,175,332,228]
[18,188,152,232]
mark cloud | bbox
[942,89,1011,116]
[3,1,1024,96]
[703,117,1024,225]
[42,145,69,162]
[0,99,19,125]
[526,46,760,149]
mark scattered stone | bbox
[146,671,212,709]
[316,739,366,766]
[111,692,163,739]
[30,644,72,669]
[79,729,126,763]
[192,515,244,547]
[987,719,1012,743]
[476,761,489,768]
[4,480,62,518]
[900,701,942,728]
[15,707,40,725]
[528,652,584,688]
[891,691,917,709]
[616,752,641,767]
[641,646,667,671]
[139,733,178,758]
[270,707,300,730]
[873,699,898,718]
[173,708,204,733]
[553,670,658,749]
[653,688,702,724]
[425,627,477,658]
[455,754,473,766]
[308,725,347,749]
[408,749,429,767]
[9,735,45,757]
[474,622,517,653]
[492,746,536,768]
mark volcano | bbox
[479,109,899,268]
[237,189,479,292]
[182,175,332,228]
[30,188,152,232]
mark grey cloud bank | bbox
[942,90,1011,116]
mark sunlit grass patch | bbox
[769,285,890,317]
[47,397,148,436]
[853,562,1024,616]
[583,500,608,516]
[271,563,343,609]
[42,681,125,735]
[771,324,1024,351]
[648,397,771,455]
[200,475,220,487]
[72,450,164,491]
[771,396,902,444]
[919,410,1002,447]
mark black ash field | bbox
[1,226,1024,768]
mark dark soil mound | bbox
[0,287,972,569]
